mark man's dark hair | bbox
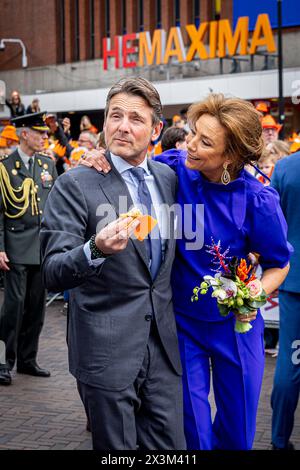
[161,126,188,152]
[105,77,163,125]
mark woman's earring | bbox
[221,162,231,185]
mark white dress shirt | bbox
[17,146,34,170]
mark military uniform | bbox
[0,113,57,383]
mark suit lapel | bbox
[147,158,174,208]
[99,152,150,273]
[147,158,175,266]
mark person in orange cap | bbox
[255,102,269,116]
[289,140,300,153]
[172,114,185,128]
[0,125,20,155]
[0,125,19,146]
[261,114,282,144]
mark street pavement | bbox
[0,296,299,450]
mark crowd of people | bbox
[0,80,299,451]
[1,90,300,183]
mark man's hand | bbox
[45,115,58,133]
[95,217,140,254]
[62,117,71,134]
[0,252,10,271]
[235,310,257,323]
[79,149,111,173]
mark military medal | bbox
[15,161,21,169]
[41,170,53,183]
[11,169,18,176]
[43,163,48,170]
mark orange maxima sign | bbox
[103,13,276,70]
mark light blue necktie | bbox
[129,167,162,279]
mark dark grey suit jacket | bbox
[40,155,181,391]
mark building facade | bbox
[1,0,300,136]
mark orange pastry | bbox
[120,208,157,241]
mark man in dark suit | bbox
[271,151,300,450]
[40,77,185,450]
[0,112,57,386]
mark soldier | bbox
[0,112,57,386]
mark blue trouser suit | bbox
[177,313,265,450]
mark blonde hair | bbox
[96,131,106,150]
[187,93,265,171]
[258,148,277,165]
[267,140,290,160]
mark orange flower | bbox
[246,273,257,284]
[237,259,252,282]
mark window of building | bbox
[105,0,110,37]
[214,0,221,20]
[138,0,144,31]
[156,0,161,28]
[175,0,180,26]
[122,0,127,34]
[89,0,95,59]
[58,0,65,63]
[74,0,80,61]
[193,0,200,27]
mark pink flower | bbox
[219,277,238,298]
[247,279,263,298]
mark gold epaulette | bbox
[0,162,39,218]
[37,151,54,159]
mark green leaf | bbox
[236,305,254,314]
[235,320,253,334]
[228,256,239,276]
[249,299,267,308]
[243,300,260,310]
[218,304,229,317]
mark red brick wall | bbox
[221,0,233,22]
[0,0,235,71]
[161,0,174,32]
[200,0,213,23]
[94,0,106,57]
[0,0,59,70]
[143,0,156,33]
[79,0,91,61]
[180,0,193,27]
[181,0,193,44]
[109,0,122,38]
[126,0,138,34]
[64,0,73,63]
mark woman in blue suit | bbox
[80,93,291,450]
[154,94,291,450]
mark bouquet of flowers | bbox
[191,239,267,333]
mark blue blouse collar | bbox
[197,168,246,191]
[196,168,247,230]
